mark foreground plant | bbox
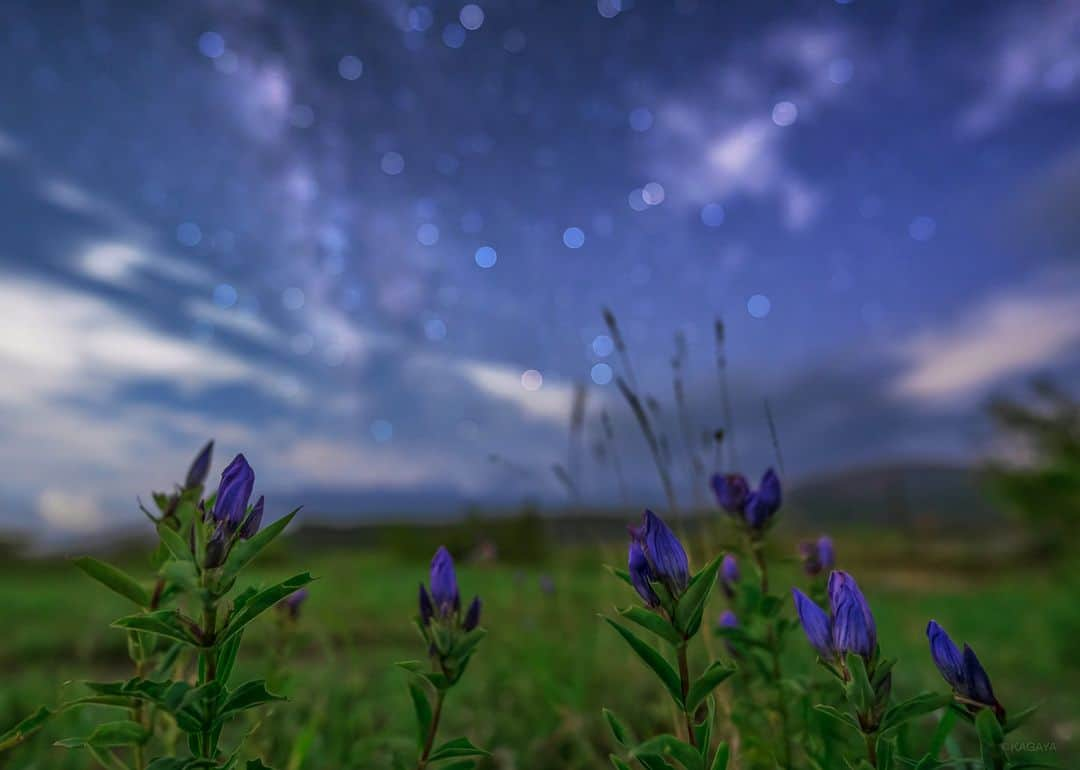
[604,509,735,770]
[0,445,308,770]
[398,546,489,770]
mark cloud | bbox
[957,2,1080,138]
[37,489,106,533]
[457,359,575,422]
[642,22,855,229]
[891,273,1080,404]
[78,240,212,289]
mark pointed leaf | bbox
[0,706,54,752]
[220,509,300,582]
[673,556,722,637]
[881,692,952,733]
[603,618,684,707]
[72,557,150,607]
[426,736,490,762]
[218,572,313,643]
[602,708,632,747]
[708,742,729,770]
[813,704,861,734]
[631,735,702,770]
[219,680,284,720]
[619,606,683,646]
[686,660,737,712]
[113,610,201,646]
[55,720,149,748]
[408,681,432,749]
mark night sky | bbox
[2,0,1079,535]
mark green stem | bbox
[754,542,792,768]
[199,603,218,761]
[417,689,446,770]
[864,731,878,767]
[676,642,697,748]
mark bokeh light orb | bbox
[424,318,447,341]
[590,362,613,385]
[370,419,394,443]
[177,221,202,246]
[772,100,798,127]
[629,107,654,132]
[381,151,405,175]
[442,23,466,49]
[197,31,225,59]
[747,294,772,318]
[521,369,543,391]
[592,334,614,357]
[417,223,440,246]
[562,227,585,249]
[212,283,237,309]
[700,202,725,227]
[459,4,485,30]
[282,287,305,311]
[475,245,497,268]
[909,215,937,241]
[338,55,363,80]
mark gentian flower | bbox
[279,588,308,620]
[429,546,461,618]
[718,610,738,629]
[239,495,264,539]
[828,571,877,660]
[710,469,781,532]
[185,440,214,489]
[214,454,255,533]
[711,474,749,515]
[628,509,689,598]
[817,536,835,570]
[792,588,834,660]
[419,583,435,625]
[792,571,878,663]
[719,553,739,598]
[926,620,1005,720]
[463,596,482,631]
[628,540,660,608]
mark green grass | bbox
[1,536,1077,769]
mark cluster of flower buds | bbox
[204,454,265,568]
[627,509,690,611]
[927,620,1006,723]
[798,535,835,576]
[711,468,782,536]
[417,547,483,685]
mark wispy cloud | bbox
[891,272,1080,404]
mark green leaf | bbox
[975,709,1006,770]
[448,627,486,662]
[926,707,957,757]
[602,708,632,747]
[610,756,632,770]
[605,565,634,588]
[160,559,200,593]
[631,735,702,770]
[408,681,433,749]
[218,572,314,643]
[216,633,244,685]
[431,762,475,770]
[637,756,677,770]
[673,555,722,637]
[113,610,201,646]
[618,606,683,646]
[845,653,875,715]
[219,680,284,720]
[425,736,490,762]
[603,618,684,707]
[685,660,737,712]
[220,509,300,582]
[880,692,952,733]
[693,696,713,761]
[158,522,195,562]
[0,706,54,752]
[55,720,150,748]
[813,704,861,734]
[876,736,896,770]
[1003,703,1039,734]
[72,557,150,607]
[709,742,730,770]
[246,760,273,770]
[395,661,450,692]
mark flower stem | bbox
[754,541,792,768]
[864,731,878,767]
[676,642,697,748]
[417,689,446,770]
[198,603,218,760]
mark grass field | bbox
[1,530,1077,769]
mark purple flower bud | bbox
[538,574,555,595]
[214,454,255,532]
[744,468,782,530]
[463,596,482,631]
[927,620,965,690]
[239,495,264,539]
[721,553,739,585]
[718,609,738,628]
[828,571,877,660]
[281,588,308,619]
[793,588,834,660]
[817,536,835,570]
[927,620,1004,721]
[204,524,228,568]
[419,583,434,625]
[185,440,214,489]
[429,546,459,617]
[798,541,822,575]
[628,540,660,607]
[635,510,689,595]
[711,473,749,514]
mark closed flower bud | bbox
[214,454,255,533]
[628,541,660,608]
[632,510,689,596]
[185,440,214,489]
[429,546,460,618]
[239,495,264,539]
[793,588,834,660]
[798,541,821,575]
[205,524,229,569]
[280,588,308,620]
[711,473,749,515]
[744,468,782,530]
[721,553,739,584]
[463,596,482,631]
[828,571,877,660]
[419,583,435,625]
[926,620,1005,721]
[817,536,835,570]
[718,609,738,628]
